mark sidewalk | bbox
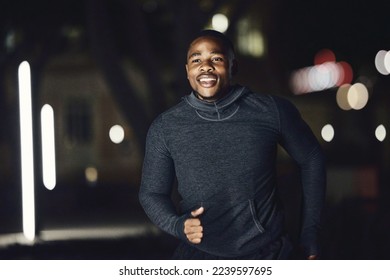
[0,225,178,259]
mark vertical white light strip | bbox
[41,104,56,190]
[18,61,35,242]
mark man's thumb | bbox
[191,207,204,218]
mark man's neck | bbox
[194,87,231,103]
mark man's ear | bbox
[185,64,189,79]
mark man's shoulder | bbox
[239,89,302,123]
[241,88,278,111]
[150,98,188,126]
[163,98,191,118]
[243,89,296,110]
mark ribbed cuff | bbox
[174,213,192,241]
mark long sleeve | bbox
[274,96,327,257]
[139,117,188,240]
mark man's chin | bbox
[195,92,218,102]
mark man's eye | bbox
[192,59,201,63]
[213,57,223,62]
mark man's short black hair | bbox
[188,29,236,59]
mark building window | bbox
[66,99,92,145]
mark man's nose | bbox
[200,61,214,72]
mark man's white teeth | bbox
[199,77,216,82]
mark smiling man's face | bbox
[185,36,235,102]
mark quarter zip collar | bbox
[184,85,248,121]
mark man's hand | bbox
[184,207,204,244]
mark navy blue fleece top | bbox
[139,85,326,257]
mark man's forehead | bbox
[187,36,227,57]
[189,36,225,49]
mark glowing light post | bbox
[41,104,56,190]
[18,61,36,242]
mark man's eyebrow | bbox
[211,50,224,54]
[188,52,201,59]
[188,50,225,59]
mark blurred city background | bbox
[0,0,389,260]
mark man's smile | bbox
[197,74,217,87]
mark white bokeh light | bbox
[85,166,98,184]
[212,13,229,33]
[347,83,369,110]
[336,84,352,110]
[109,125,125,144]
[384,51,390,74]
[375,50,389,75]
[375,125,386,142]
[290,61,352,95]
[321,124,335,142]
